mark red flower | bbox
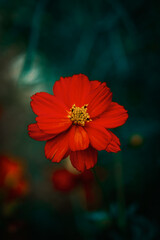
[51,168,93,194]
[0,155,28,201]
[0,155,22,188]
[28,74,128,171]
[52,169,77,192]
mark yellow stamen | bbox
[68,104,91,126]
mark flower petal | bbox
[45,131,70,162]
[28,123,55,141]
[106,130,121,153]
[31,92,69,116]
[94,102,128,128]
[69,125,89,151]
[70,146,97,172]
[90,80,101,90]
[53,76,72,108]
[87,82,112,118]
[31,91,72,135]
[53,74,91,107]
[36,116,72,134]
[85,122,112,150]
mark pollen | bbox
[68,104,91,126]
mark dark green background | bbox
[0,0,160,239]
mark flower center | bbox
[68,104,91,126]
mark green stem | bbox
[114,152,126,231]
[92,167,109,209]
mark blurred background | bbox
[0,0,160,239]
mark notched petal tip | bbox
[28,123,55,141]
[85,123,112,151]
[106,144,121,153]
[54,73,91,107]
[93,102,128,129]
[106,130,121,153]
[70,146,97,172]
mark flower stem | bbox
[92,168,109,209]
[114,152,126,231]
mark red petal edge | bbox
[28,123,55,141]
[87,82,112,118]
[70,146,97,172]
[106,130,121,153]
[94,102,128,128]
[69,125,89,151]
[45,131,70,162]
[53,74,91,107]
[85,122,112,150]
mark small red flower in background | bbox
[28,74,128,171]
[51,168,94,193]
[52,169,77,192]
[0,155,28,201]
[51,168,100,209]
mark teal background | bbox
[0,0,160,239]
